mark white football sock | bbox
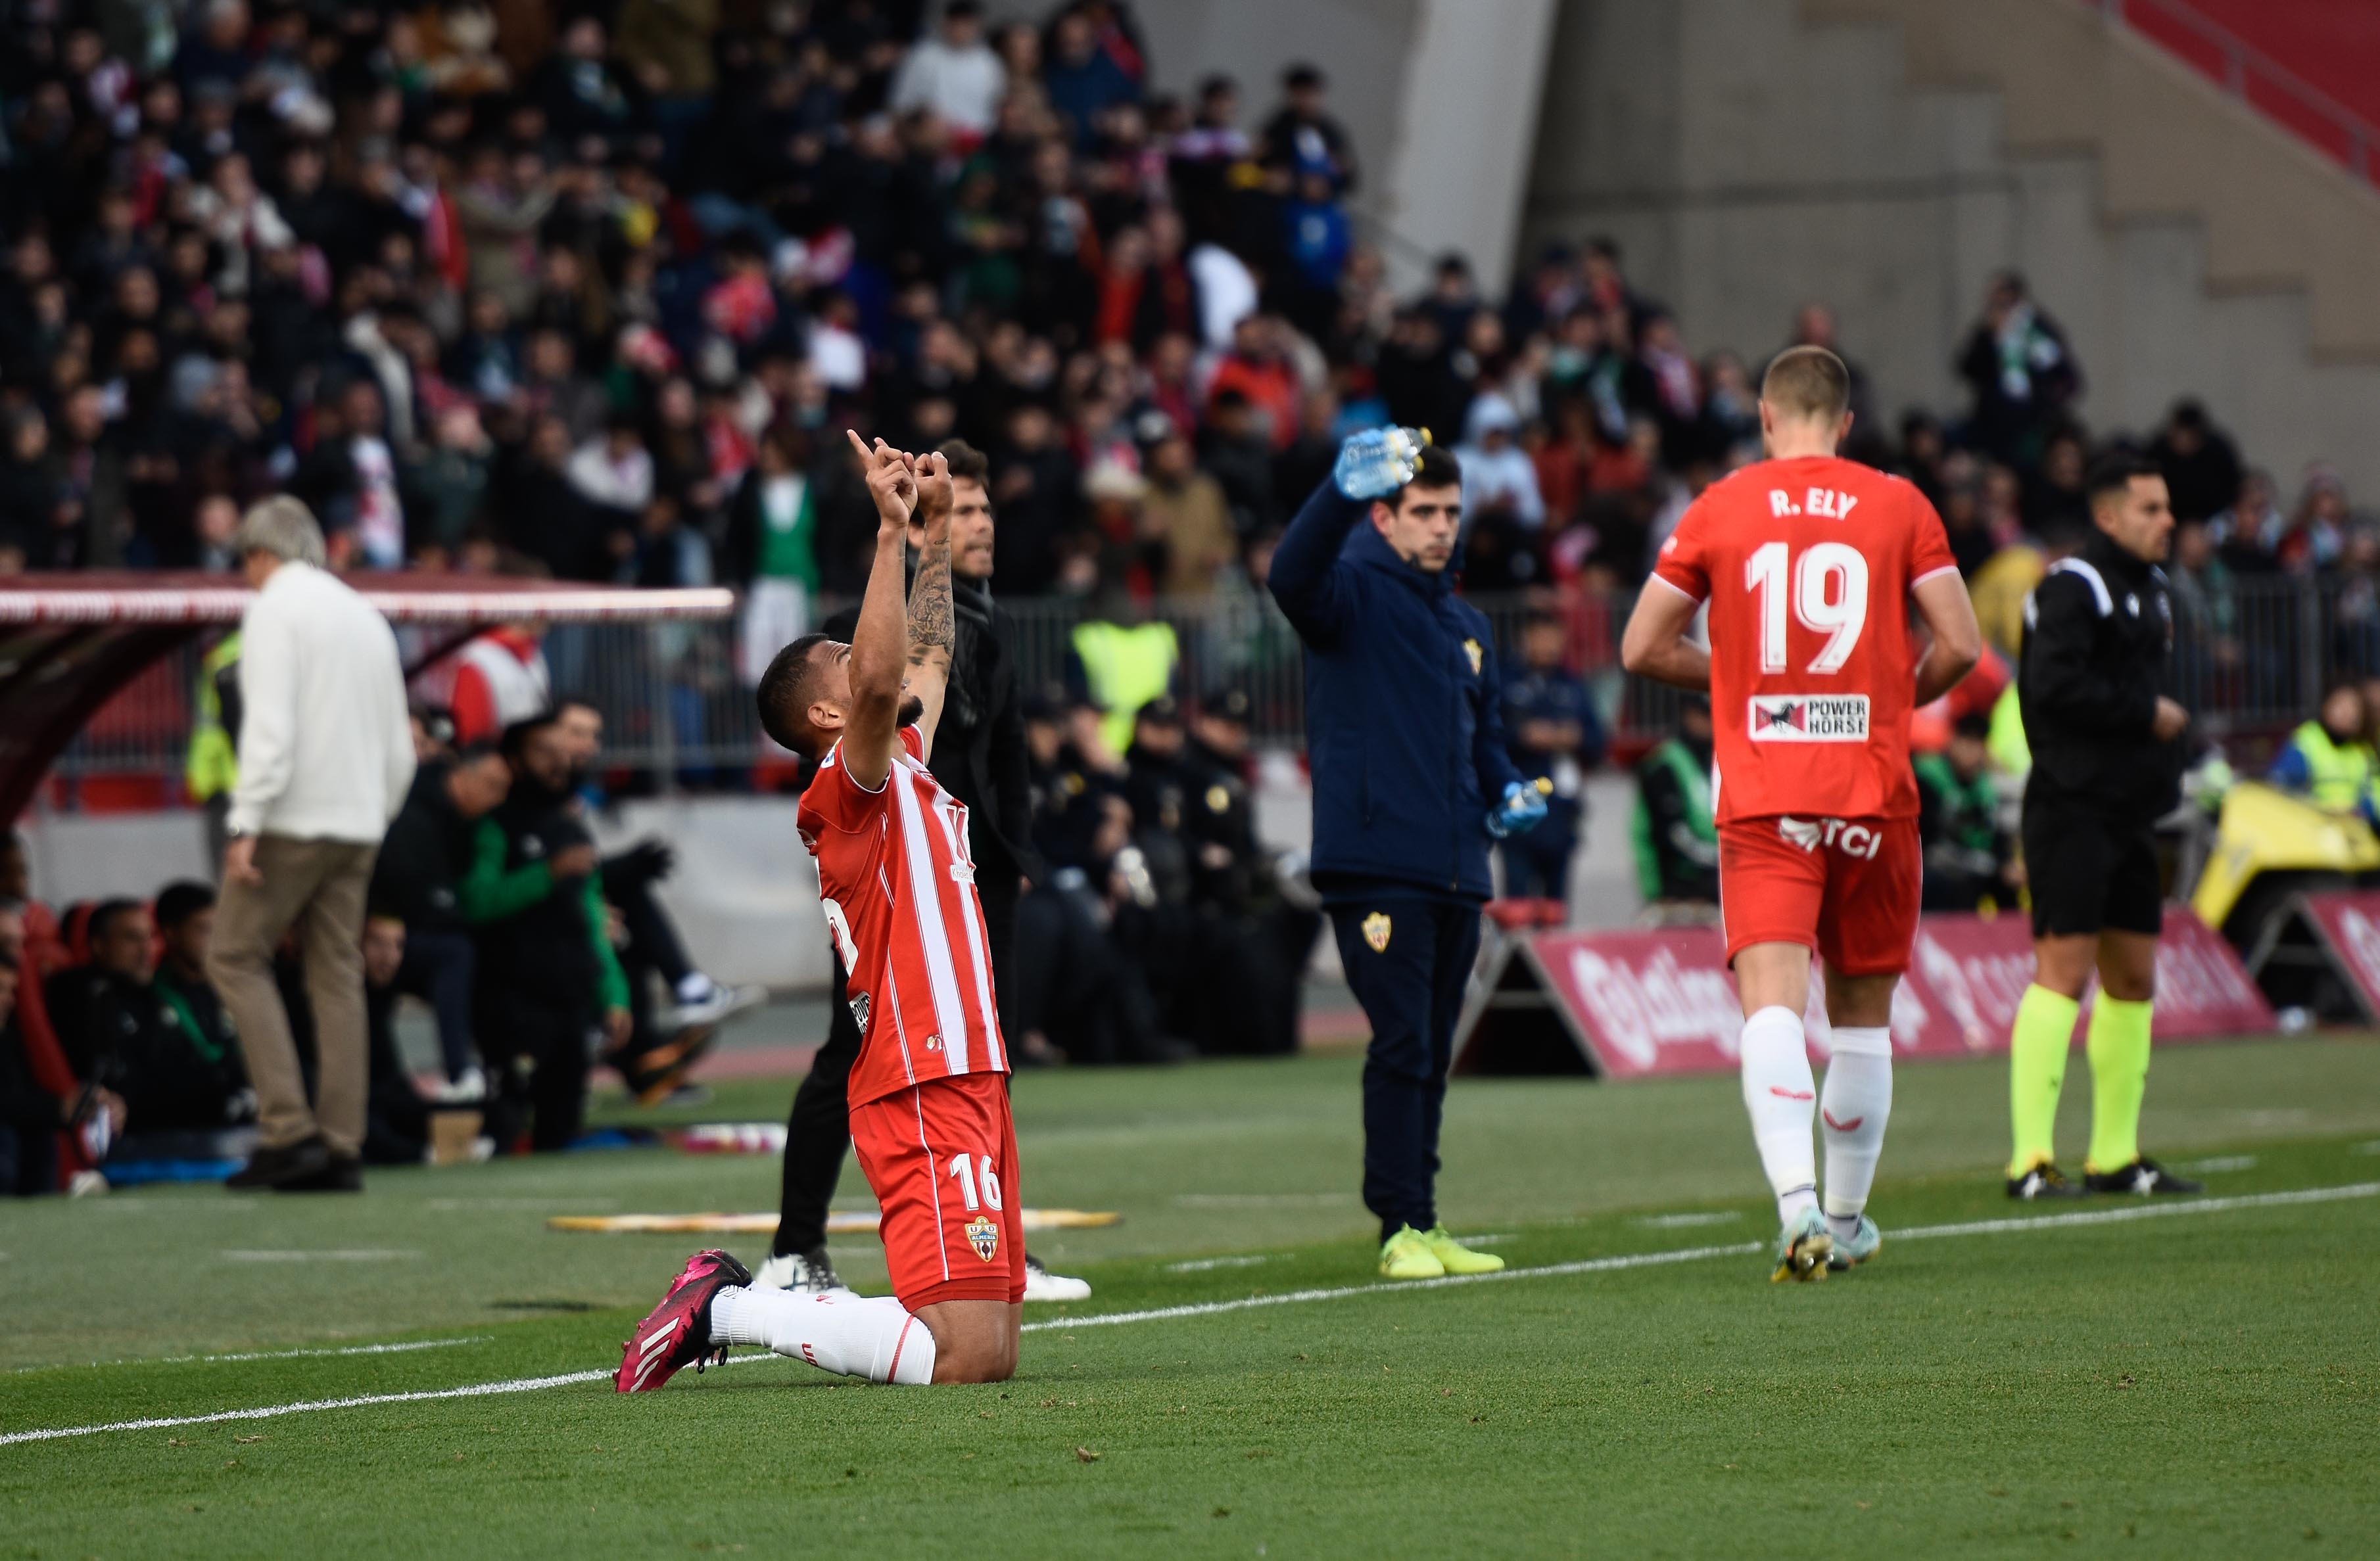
[709,1285,938,1384]
[1820,1027,1893,1242]
[1739,1004,1818,1224]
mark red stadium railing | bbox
[2087,0,2380,185]
[0,574,732,824]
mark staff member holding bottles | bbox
[1270,427,1548,1281]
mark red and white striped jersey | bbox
[797,724,1008,1107]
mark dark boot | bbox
[276,1153,364,1193]
[225,1135,331,1190]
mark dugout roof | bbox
[0,572,734,827]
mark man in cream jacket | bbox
[206,498,416,1192]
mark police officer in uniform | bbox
[1012,688,1180,1065]
[1500,609,1606,920]
[1175,686,1321,1055]
[1116,695,1200,1031]
[1271,430,1548,1280]
[1024,687,1119,874]
[1122,696,1197,910]
[2004,452,2201,1199]
[1179,686,1264,913]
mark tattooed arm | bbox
[905,449,957,763]
[841,431,917,790]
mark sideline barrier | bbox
[2256,889,2380,1023]
[1454,908,2275,1078]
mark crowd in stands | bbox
[1,0,2364,630]
[0,647,1335,1193]
[9,0,2380,1194]
[0,689,759,1196]
[1,845,244,1196]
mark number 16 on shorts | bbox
[948,1152,1004,1261]
[849,1073,1028,1306]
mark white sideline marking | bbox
[1024,1182,2380,1335]
[427,1198,621,1213]
[220,1250,419,1263]
[1633,1211,1742,1230]
[1174,1192,1356,1207]
[1878,1181,2380,1240]
[2173,1155,2256,1175]
[8,1182,2377,1450]
[0,1370,615,1445]
[0,1353,792,1447]
[177,1338,491,1365]
[1023,1240,1764,1334]
[1165,1255,1273,1273]
[15,1338,492,1375]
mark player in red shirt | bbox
[1622,347,1980,1282]
[617,434,1024,1391]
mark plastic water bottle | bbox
[1334,426,1425,499]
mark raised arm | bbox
[1911,569,1983,707]
[904,450,957,764]
[842,431,917,790]
[1270,429,1419,646]
[1268,479,1366,645]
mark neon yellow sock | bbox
[2085,995,2154,1173]
[2009,985,2080,1176]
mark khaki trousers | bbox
[205,835,379,1157]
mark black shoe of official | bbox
[2083,1157,2202,1196]
[276,1152,364,1194]
[226,1135,331,1190]
[2006,1161,2087,1200]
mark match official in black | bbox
[2004,452,2201,1200]
[1271,429,1548,1281]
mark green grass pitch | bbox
[3,1035,2377,1557]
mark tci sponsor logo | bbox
[1777,816,1886,858]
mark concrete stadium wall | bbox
[14,801,832,991]
[1130,0,1420,207]
[1522,0,2380,494]
[18,810,214,908]
[1041,0,1555,292]
[591,797,830,991]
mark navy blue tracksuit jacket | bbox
[1268,477,1523,1241]
[1268,482,1523,903]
